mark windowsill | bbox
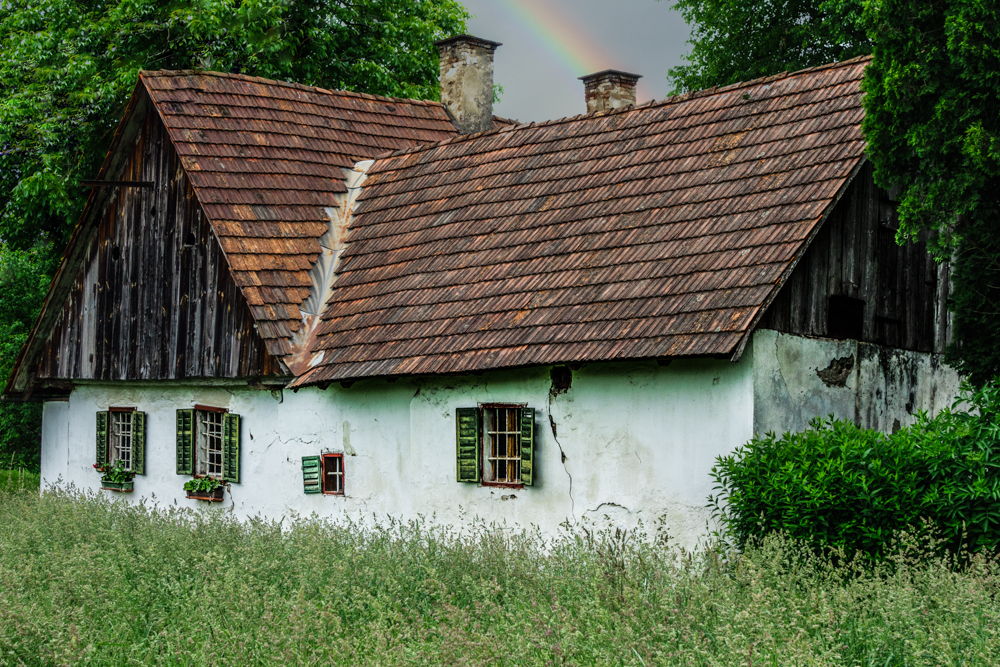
[481,482,524,489]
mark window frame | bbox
[192,405,228,480]
[479,402,527,489]
[321,453,345,496]
[108,406,137,471]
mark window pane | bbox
[110,412,133,471]
[323,455,344,494]
[482,407,521,484]
[196,411,225,478]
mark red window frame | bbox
[322,453,345,495]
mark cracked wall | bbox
[41,356,755,549]
[751,329,962,435]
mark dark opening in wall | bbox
[828,295,865,340]
[184,233,197,247]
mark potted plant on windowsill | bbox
[184,476,225,501]
[96,460,134,492]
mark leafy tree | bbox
[862,0,1000,385]
[0,0,469,254]
[0,244,52,471]
[0,0,468,470]
[665,0,871,93]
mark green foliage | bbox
[861,0,1000,383]
[665,0,871,92]
[98,460,134,484]
[0,0,469,255]
[861,0,1000,254]
[182,476,222,493]
[944,209,1000,385]
[712,382,1000,558]
[0,243,51,471]
[0,491,998,664]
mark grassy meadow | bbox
[0,485,998,666]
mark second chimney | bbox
[436,35,502,135]
[580,70,642,113]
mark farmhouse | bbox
[4,37,960,545]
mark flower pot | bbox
[101,480,134,492]
[186,486,224,502]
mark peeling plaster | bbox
[753,329,961,435]
[817,355,855,387]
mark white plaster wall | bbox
[752,329,963,436]
[40,401,70,483]
[40,357,755,549]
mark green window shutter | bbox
[222,413,241,484]
[132,411,146,475]
[96,411,109,468]
[302,456,321,494]
[520,407,535,486]
[176,409,194,475]
[456,407,480,483]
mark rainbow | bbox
[492,0,620,78]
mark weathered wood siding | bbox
[36,101,282,380]
[759,163,951,354]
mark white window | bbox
[110,409,134,471]
[195,409,225,478]
[323,453,345,495]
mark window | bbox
[323,453,345,495]
[175,407,241,483]
[196,409,225,478]
[95,409,146,474]
[482,406,523,484]
[456,405,535,486]
[111,409,134,470]
[828,295,865,340]
[300,453,345,495]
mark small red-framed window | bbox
[322,453,345,495]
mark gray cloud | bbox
[462,0,691,122]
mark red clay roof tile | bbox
[291,57,870,385]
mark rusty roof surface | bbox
[291,57,870,386]
[141,70,460,359]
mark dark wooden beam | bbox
[80,180,155,188]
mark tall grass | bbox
[0,468,39,493]
[0,488,998,666]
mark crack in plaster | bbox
[582,501,632,517]
[547,392,575,519]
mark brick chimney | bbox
[436,35,502,135]
[580,70,642,113]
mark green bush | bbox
[0,490,998,665]
[712,382,1000,557]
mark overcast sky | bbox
[461,0,692,123]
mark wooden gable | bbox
[759,163,951,354]
[34,95,282,382]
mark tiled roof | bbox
[292,57,870,386]
[141,71,460,359]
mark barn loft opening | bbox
[827,295,865,340]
